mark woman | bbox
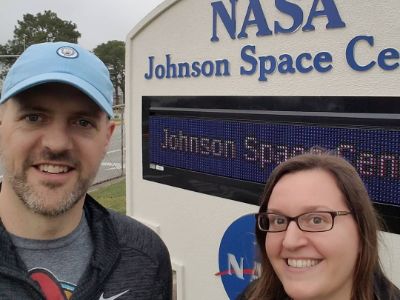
[240,152,400,300]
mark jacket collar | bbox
[0,193,121,281]
[83,194,121,273]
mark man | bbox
[0,42,172,299]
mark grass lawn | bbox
[89,178,126,214]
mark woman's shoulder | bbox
[236,279,290,300]
[374,273,400,300]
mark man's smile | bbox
[37,164,72,174]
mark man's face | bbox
[0,84,115,216]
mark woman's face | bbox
[265,169,360,300]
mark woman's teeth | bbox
[287,259,321,268]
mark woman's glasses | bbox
[257,211,352,232]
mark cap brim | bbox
[0,72,113,117]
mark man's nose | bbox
[282,220,308,250]
[40,122,73,153]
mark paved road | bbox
[93,124,126,184]
[0,124,126,185]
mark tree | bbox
[0,10,81,78]
[93,40,125,105]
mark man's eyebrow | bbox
[15,103,50,113]
[15,103,103,118]
[71,109,103,119]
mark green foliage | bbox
[0,10,81,79]
[89,179,126,214]
[14,10,80,45]
[93,40,125,104]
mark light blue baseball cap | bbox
[0,41,114,117]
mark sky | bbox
[0,0,165,50]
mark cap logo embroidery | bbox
[57,46,79,59]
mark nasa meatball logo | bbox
[216,214,261,300]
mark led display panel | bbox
[150,116,400,207]
[142,96,400,233]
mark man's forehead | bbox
[11,83,104,116]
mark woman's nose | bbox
[282,220,308,250]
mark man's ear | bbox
[0,103,7,125]
[105,120,116,145]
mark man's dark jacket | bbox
[0,194,172,299]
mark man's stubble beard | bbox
[9,172,91,217]
[2,149,98,217]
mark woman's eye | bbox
[311,216,323,224]
[273,216,286,225]
[308,214,329,225]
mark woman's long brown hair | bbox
[244,153,397,300]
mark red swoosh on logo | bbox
[215,269,255,276]
[29,269,67,300]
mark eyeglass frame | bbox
[256,211,352,233]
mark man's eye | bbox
[25,114,42,122]
[77,119,93,128]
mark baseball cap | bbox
[0,41,114,117]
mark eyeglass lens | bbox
[259,212,334,232]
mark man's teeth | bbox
[39,164,69,174]
[287,259,321,268]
